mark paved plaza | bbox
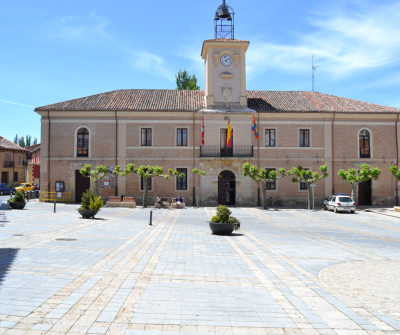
[0,200,400,335]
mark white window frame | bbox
[299,128,311,148]
[264,128,277,147]
[357,127,373,159]
[74,125,91,158]
[140,127,153,147]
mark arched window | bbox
[77,128,89,157]
[359,129,370,158]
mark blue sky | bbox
[1,0,400,143]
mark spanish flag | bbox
[227,116,233,148]
[252,113,259,139]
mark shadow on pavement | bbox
[0,248,19,289]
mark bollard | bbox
[149,210,152,225]
[53,201,56,213]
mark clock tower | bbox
[201,0,250,111]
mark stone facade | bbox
[35,37,400,207]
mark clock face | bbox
[220,54,233,67]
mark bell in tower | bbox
[214,0,235,39]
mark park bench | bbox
[121,197,136,208]
[171,198,185,209]
[106,196,136,208]
[155,197,169,209]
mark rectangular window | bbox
[18,156,23,165]
[265,129,276,147]
[140,177,152,190]
[13,172,18,182]
[299,129,310,147]
[141,128,152,146]
[176,168,187,190]
[265,168,276,190]
[177,128,188,146]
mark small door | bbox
[75,170,90,203]
[1,172,8,184]
[218,170,236,205]
[358,179,372,206]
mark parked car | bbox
[0,183,16,195]
[325,194,356,213]
[15,183,35,193]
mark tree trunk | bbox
[197,177,201,208]
[143,177,148,208]
[262,182,267,209]
[94,181,99,197]
[352,183,357,204]
[307,183,313,210]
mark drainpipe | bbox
[193,110,196,206]
[47,111,51,192]
[115,111,118,196]
[257,111,260,207]
[396,114,399,205]
[331,112,336,194]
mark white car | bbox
[326,195,356,213]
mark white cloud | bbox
[247,1,400,80]
[0,99,34,109]
[129,51,175,82]
[50,12,110,41]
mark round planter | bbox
[209,222,238,235]
[78,208,99,219]
[8,201,26,210]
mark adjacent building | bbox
[0,136,28,187]
[35,1,400,206]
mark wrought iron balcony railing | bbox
[200,145,253,158]
[4,161,15,168]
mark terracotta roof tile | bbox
[0,136,28,151]
[35,89,400,114]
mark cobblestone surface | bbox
[0,201,399,334]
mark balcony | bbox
[200,145,253,158]
[4,161,15,168]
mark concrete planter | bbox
[209,222,239,235]
[8,201,26,210]
[78,208,99,219]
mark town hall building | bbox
[35,1,400,207]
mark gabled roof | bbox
[247,91,400,113]
[35,90,205,112]
[35,89,400,114]
[0,136,28,152]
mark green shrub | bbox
[10,191,25,203]
[211,205,240,229]
[80,189,98,210]
[89,196,103,211]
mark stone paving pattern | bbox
[0,201,399,334]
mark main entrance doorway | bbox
[75,170,90,203]
[218,170,236,205]
[358,179,372,205]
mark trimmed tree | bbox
[192,168,206,207]
[338,164,381,202]
[117,163,184,208]
[390,165,400,205]
[288,165,328,210]
[242,163,286,209]
[79,164,109,197]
